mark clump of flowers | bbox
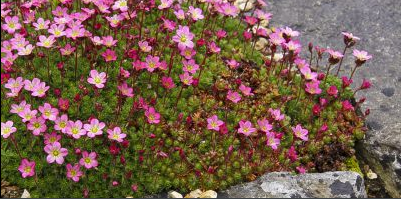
[1,0,371,197]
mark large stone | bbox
[218,171,366,198]
[264,0,401,197]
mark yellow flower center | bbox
[3,127,10,134]
[52,150,60,157]
[180,36,187,42]
[84,158,91,164]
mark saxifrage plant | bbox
[1,0,372,197]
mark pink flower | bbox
[284,40,302,53]
[1,121,17,139]
[269,108,285,121]
[179,72,193,86]
[219,3,239,17]
[180,47,196,59]
[327,49,344,59]
[158,0,173,9]
[118,82,134,97]
[287,146,298,162]
[87,70,107,88]
[207,115,224,131]
[238,121,257,136]
[18,159,35,178]
[266,132,280,150]
[102,36,118,47]
[79,151,98,169]
[52,6,68,17]
[138,40,152,52]
[24,78,40,92]
[342,100,354,111]
[119,67,130,78]
[5,77,24,96]
[58,98,70,112]
[27,117,47,136]
[107,127,126,142]
[66,120,86,139]
[33,18,50,30]
[326,85,338,97]
[342,32,360,41]
[36,35,56,48]
[281,27,300,37]
[257,119,273,133]
[296,166,306,174]
[182,59,199,74]
[227,90,241,103]
[145,107,160,124]
[31,81,49,97]
[239,84,254,96]
[173,25,195,49]
[20,108,37,123]
[2,16,21,34]
[305,80,322,95]
[66,163,83,182]
[208,42,221,54]
[174,9,185,20]
[54,114,69,133]
[292,124,308,141]
[91,36,103,45]
[10,100,30,115]
[44,131,61,145]
[353,49,372,62]
[39,103,59,121]
[269,32,285,46]
[17,44,35,56]
[84,119,106,138]
[188,6,204,21]
[300,67,318,80]
[112,0,128,12]
[161,76,176,89]
[60,44,76,56]
[145,55,161,72]
[44,142,68,164]
[226,59,240,69]
[360,79,371,90]
[101,49,117,62]
[255,9,273,21]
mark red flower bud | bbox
[58,98,70,111]
[131,184,138,192]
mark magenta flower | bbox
[173,25,195,49]
[1,121,17,139]
[2,16,21,34]
[207,115,224,131]
[87,70,107,88]
[238,121,257,136]
[101,49,117,62]
[145,107,161,124]
[161,76,176,89]
[44,142,68,164]
[107,127,127,142]
[54,114,69,133]
[360,79,371,90]
[79,151,98,169]
[66,163,83,182]
[239,84,254,96]
[138,40,152,52]
[182,59,199,74]
[353,49,372,62]
[84,119,106,138]
[266,132,280,150]
[227,90,241,103]
[179,72,194,86]
[326,85,338,97]
[287,146,298,162]
[31,81,50,97]
[188,6,204,21]
[305,80,322,95]
[27,117,47,136]
[145,55,161,72]
[44,131,61,145]
[36,35,56,48]
[39,103,59,121]
[18,159,35,178]
[66,120,86,139]
[342,100,355,111]
[257,119,273,133]
[269,108,285,121]
[292,124,309,141]
[117,82,134,97]
[296,166,307,174]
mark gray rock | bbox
[218,172,366,198]
[264,0,401,197]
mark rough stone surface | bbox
[264,0,401,197]
[168,191,183,198]
[218,172,366,198]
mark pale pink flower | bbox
[5,77,24,94]
[52,6,68,17]
[180,47,196,59]
[269,32,285,46]
[342,32,360,41]
[227,90,241,103]
[117,82,134,97]
[101,49,117,62]
[38,103,59,121]
[207,115,224,131]
[174,9,185,20]
[218,3,239,17]
[239,84,254,96]
[1,121,17,139]
[188,6,204,21]
[173,25,195,49]
[145,107,160,124]
[158,0,173,9]
[87,70,107,88]
[300,67,318,81]
[54,114,69,133]
[79,151,98,169]
[292,124,309,141]
[226,59,240,69]
[44,142,68,164]
[179,72,193,86]
[91,36,103,46]
[36,35,56,48]
[105,14,124,27]
[208,42,221,54]
[353,49,372,62]
[10,100,31,115]
[269,108,285,121]
[44,131,61,145]
[27,117,47,136]
[266,132,280,150]
[32,18,50,30]
[48,24,66,37]
[31,82,50,97]
[305,80,322,95]
[66,120,86,139]
[66,163,83,182]
[84,119,106,138]
[2,16,21,34]
[102,35,118,47]
[107,127,126,142]
[327,49,344,59]
[257,119,273,133]
[238,121,257,136]
[18,159,35,178]
[60,44,76,56]
[17,44,35,56]
[138,40,152,52]
[144,55,161,72]
[112,0,128,12]
[182,59,199,74]
[20,109,37,123]
[281,27,300,37]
